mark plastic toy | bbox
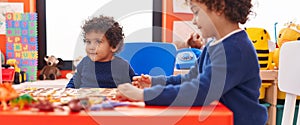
[31,99,63,112]
[9,94,36,110]
[245,27,276,70]
[1,68,15,83]
[5,59,26,84]
[273,22,300,68]
[0,83,19,110]
[175,48,200,69]
[39,55,63,80]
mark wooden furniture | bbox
[0,102,233,125]
[260,70,278,125]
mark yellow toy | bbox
[6,59,26,84]
[0,83,19,110]
[245,27,276,70]
[273,22,300,68]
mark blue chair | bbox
[117,42,177,76]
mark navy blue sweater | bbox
[66,56,135,88]
[144,29,268,125]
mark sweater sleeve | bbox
[150,60,199,87]
[72,57,85,88]
[66,78,75,88]
[144,43,244,106]
[129,65,136,82]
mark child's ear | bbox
[111,47,118,53]
[111,45,119,53]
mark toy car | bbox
[1,66,15,83]
[3,59,26,84]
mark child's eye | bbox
[84,39,91,44]
[193,11,199,15]
[96,40,102,44]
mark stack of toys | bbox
[273,22,300,69]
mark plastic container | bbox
[260,83,272,99]
[276,104,299,125]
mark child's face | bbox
[84,31,117,62]
[189,1,218,39]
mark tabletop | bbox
[0,101,233,125]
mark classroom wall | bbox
[0,0,35,55]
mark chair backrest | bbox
[278,40,300,125]
[117,42,177,76]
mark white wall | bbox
[46,0,153,60]
[241,0,299,43]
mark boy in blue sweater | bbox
[66,15,135,88]
[117,0,268,125]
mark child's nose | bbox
[88,44,97,50]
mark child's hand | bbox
[116,83,144,102]
[187,32,204,49]
[132,74,152,89]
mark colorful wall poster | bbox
[0,2,24,34]
[5,12,38,81]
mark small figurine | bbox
[31,99,63,112]
[9,94,36,110]
[0,83,19,110]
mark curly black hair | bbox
[82,15,124,53]
[190,0,253,24]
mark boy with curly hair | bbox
[117,0,268,124]
[66,15,135,88]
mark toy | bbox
[1,67,15,83]
[39,55,63,80]
[0,83,19,110]
[245,27,276,70]
[5,59,26,84]
[9,94,36,110]
[175,48,200,69]
[31,99,64,112]
[273,22,300,68]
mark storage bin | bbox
[259,83,272,99]
[276,104,299,125]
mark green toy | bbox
[9,94,36,110]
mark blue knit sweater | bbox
[144,30,267,125]
[66,56,135,88]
